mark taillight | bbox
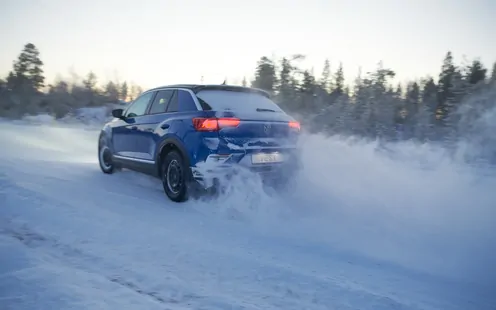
[192,117,240,131]
[288,121,300,131]
[218,118,240,128]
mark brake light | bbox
[192,117,240,131]
[218,118,240,127]
[289,121,300,131]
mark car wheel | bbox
[98,138,115,174]
[161,150,188,202]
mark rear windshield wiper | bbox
[256,108,277,112]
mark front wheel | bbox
[161,150,189,202]
[98,139,116,174]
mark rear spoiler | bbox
[191,85,270,98]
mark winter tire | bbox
[98,138,116,174]
[161,150,188,202]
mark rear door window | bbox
[166,91,179,112]
[148,90,174,114]
[195,90,283,112]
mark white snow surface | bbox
[0,120,495,310]
[10,106,119,129]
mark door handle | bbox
[130,126,138,130]
[160,124,170,129]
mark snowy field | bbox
[0,117,495,310]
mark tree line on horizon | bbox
[0,43,143,118]
[1,43,495,159]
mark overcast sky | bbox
[1,0,494,88]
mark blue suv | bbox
[98,84,302,202]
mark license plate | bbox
[251,152,284,164]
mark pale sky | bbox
[1,0,495,89]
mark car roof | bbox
[147,84,271,98]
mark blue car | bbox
[98,84,302,202]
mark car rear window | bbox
[195,90,283,112]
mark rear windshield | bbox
[195,90,284,112]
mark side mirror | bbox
[112,108,124,119]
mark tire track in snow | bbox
[0,174,209,309]
[0,166,420,310]
[0,221,207,309]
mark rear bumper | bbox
[190,151,301,188]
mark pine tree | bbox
[413,78,436,142]
[319,59,331,92]
[300,70,316,94]
[467,59,487,85]
[437,51,456,106]
[350,67,372,136]
[405,81,421,133]
[278,57,292,97]
[251,56,277,92]
[421,77,438,116]
[406,82,420,105]
[394,83,403,99]
[274,56,301,110]
[421,77,437,103]
[49,80,69,94]
[362,62,396,138]
[104,81,119,102]
[490,62,496,82]
[6,72,16,90]
[10,43,45,91]
[331,62,344,96]
[371,61,395,93]
[343,86,350,97]
[351,66,363,103]
[128,85,135,101]
[120,81,128,101]
[83,71,98,91]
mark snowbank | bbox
[0,104,125,129]
[60,106,114,126]
[22,114,57,124]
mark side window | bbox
[177,90,198,112]
[166,91,179,112]
[197,97,212,110]
[148,90,174,114]
[125,92,154,118]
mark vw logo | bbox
[263,123,272,133]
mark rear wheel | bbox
[161,150,188,202]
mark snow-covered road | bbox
[0,122,495,310]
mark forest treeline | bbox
[1,43,495,155]
[0,43,143,119]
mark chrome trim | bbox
[241,145,297,150]
[113,155,155,164]
[205,154,233,165]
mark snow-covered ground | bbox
[0,119,495,310]
[16,106,116,129]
